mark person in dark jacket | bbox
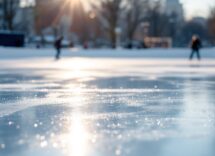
[189,35,202,60]
[54,36,63,60]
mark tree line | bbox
[1,0,215,47]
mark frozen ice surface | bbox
[0,50,215,156]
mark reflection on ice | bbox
[180,77,215,137]
[0,59,215,156]
[53,113,89,156]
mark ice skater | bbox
[189,35,202,60]
[54,36,63,60]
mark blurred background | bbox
[0,0,215,49]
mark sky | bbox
[180,0,215,19]
[22,0,214,19]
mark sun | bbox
[20,0,35,7]
[65,0,90,9]
[55,0,89,17]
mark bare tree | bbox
[182,20,208,45]
[2,0,20,30]
[124,0,149,40]
[93,0,122,48]
[208,7,215,44]
[146,1,177,39]
[146,1,167,37]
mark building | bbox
[165,0,184,22]
[191,17,207,27]
[15,6,35,37]
[144,37,172,48]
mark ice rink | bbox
[0,48,215,156]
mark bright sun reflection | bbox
[56,59,96,80]
[66,113,89,156]
[54,113,90,156]
[50,81,92,156]
[59,87,89,156]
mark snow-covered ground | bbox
[0,48,215,156]
[0,47,215,59]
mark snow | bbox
[0,48,215,156]
[0,47,215,59]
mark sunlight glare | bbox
[57,113,90,156]
[68,113,89,156]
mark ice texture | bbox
[0,53,215,156]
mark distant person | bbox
[69,41,74,48]
[83,41,88,49]
[139,41,147,49]
[54,36,63,60]
[126,41,132,49]
[189,35,202,60]
[36,43,40,49]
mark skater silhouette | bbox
[189,35,202,60]
[54,36,63,60]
